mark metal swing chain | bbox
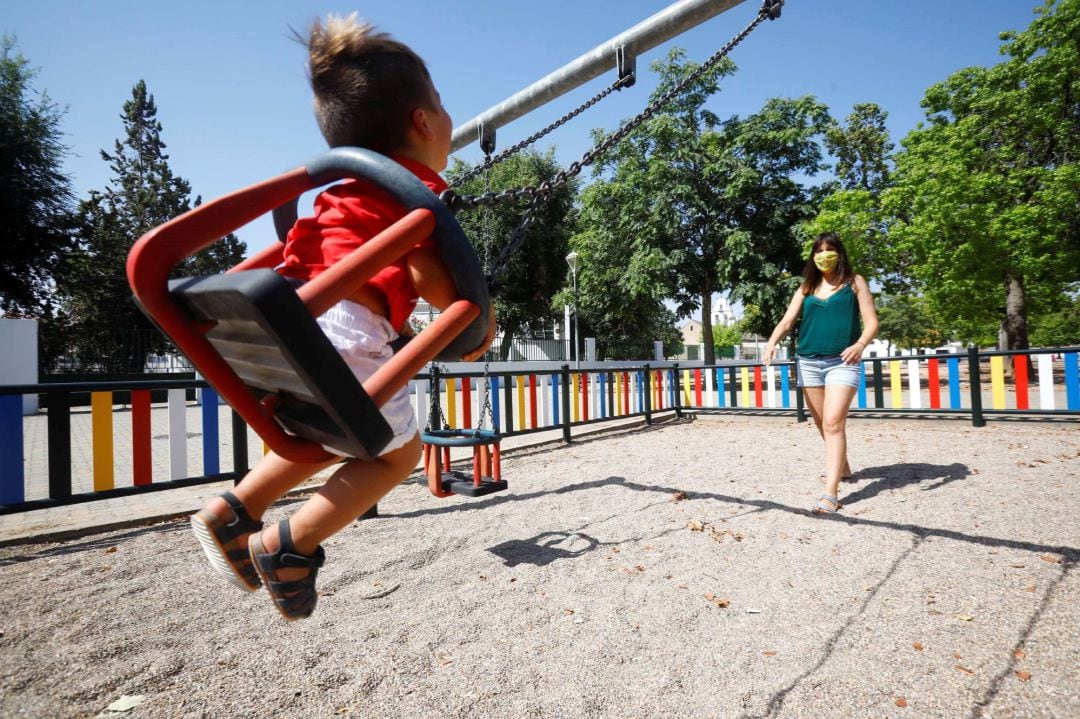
[449,72,637,188]
[475,360,496,435]
[440,0,782,288]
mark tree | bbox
[879,0,1080,350]
[804,104,895,280]
[1030,290,1080,347]
[875,293,950,350]
[588,49,831,364]
[57,80,245,372]
[567,179,682,360]
[446,149,577,359]
[0,36,75,318]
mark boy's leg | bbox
[203,451,340,527]
[258,432,422,558]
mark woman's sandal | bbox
[190,491,263,592]
[249,519,326,622]
[813,494,842,514]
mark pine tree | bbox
[0,36,75,318]
[58,80,245,372]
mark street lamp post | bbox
[566,251,580,367]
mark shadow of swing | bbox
[842,461,971,507]
[487,531,601,567]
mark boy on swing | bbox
[189,13,495,621]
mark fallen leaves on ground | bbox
[895,697,908,708]
[1013,649,1026,660]
[104,546,118,554]
[912,642,924,651]
[704,592,730,608]
[762,650,777,656]
[955,665,975,676]
[1040,554,1062,564]
[1015,670,1032,682]
[672,491,688,502]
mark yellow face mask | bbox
[814,250,839,272]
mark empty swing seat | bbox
[422,429,506,498]
[127,148,491,464]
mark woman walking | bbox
[763,233,879,514]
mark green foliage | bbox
[712,321,743,349]
[446,149,577,358]
[56,80,245,372]
[582,49,830,364]
[878,0,1080,350]
[1030,291,1080,347]
[0,36,75,318]
[823,103,893,193]
[875,294,950,350]
[804,104,895,281]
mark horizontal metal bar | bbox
[451,0,748,153]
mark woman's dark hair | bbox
[800,232,854,294]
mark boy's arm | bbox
[407,245,496,361]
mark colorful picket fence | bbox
[0,379,250,512]
[675,348,1080,424]
[3,349,1078,515]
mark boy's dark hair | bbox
[303,14,435,153]
[800,232,855,294]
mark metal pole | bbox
[451,0,749,153]
[573,268,580,368]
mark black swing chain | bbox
[439,0,782,288]
[449,72,637,188]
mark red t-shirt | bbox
[278,156,449,331]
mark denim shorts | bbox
[797,356,862,388]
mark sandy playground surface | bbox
[0,414,1077,719]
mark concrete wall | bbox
[0,319,39,414]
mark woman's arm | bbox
[407,246,496,362]
[840,275,880,365]
[762,287,804,366]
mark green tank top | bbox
[797,283,861,357]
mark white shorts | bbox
[316,300,418,456]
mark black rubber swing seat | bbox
[170,269,392,460]
[127,148,491,464]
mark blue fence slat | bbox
[1066,352,1080,411]
[550,374,559,426]
[0,395,25,505]
[857,362,867,408]
[201,388,220,476]
[599,371,607,418]
[491,376,501,432]
[948,357,962,409]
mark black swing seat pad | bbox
[170,269,393,460]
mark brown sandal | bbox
[190,491,263,592]
[249,519,326,621]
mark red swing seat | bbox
[127,148,491,464]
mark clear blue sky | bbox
[6,0,1039,260]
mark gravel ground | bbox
[1,414,1077,719]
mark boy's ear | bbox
[411,107,434,141]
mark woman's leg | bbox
[802,387,852,479]
[818,383,859,509]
